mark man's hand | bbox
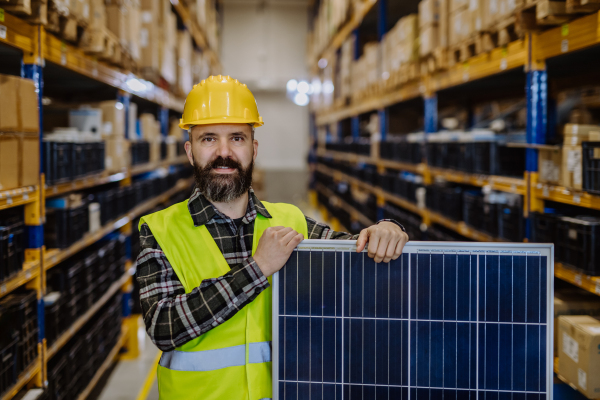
[253,226,304,277]
[356,222,409,263]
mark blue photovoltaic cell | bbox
[274,242,553,400]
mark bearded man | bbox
[136,76,409,400]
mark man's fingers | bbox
[288,233,304,249]
[356,229,369,252]
[367,230,382,260]
[392,233,409,259]
[382,238,397,263]
[280,229,298,245]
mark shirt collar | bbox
[187,187,271,227]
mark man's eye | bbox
[203,137,215,142]
[232,137,243,142]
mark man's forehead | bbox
[190,124,251,135]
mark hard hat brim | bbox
[180,117,264,130]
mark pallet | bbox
[140,67,161,85]
[80,26,118,58]
[420,47,448,75]
[565,0,600,13]
[517,0,572,29]
[2,0,33,16]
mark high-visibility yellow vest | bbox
[140,200,308,400]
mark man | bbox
[136,75,409,400]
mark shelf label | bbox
[573,194,581,204]
[6,197,12,205]
[500,58,507,71]
[0,9,4,22]
[61,53,67,65]
[561,39,569,53]
[543,186,550,198]
[596,281,600,295]
[23,193,28,200]
[0,284,5,294]
[0,25,6,40]
[574,274,583,286]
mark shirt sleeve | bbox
[305,216,407,240]
[136,223,270,352]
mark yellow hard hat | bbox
[179,75,264,130]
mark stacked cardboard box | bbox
[309,0,351,63]
[449,0,470,46]
[379,14,418,86]
[140,0,160,76]
[0,75,40,191]
[177,30,194,96]
[561,124,600,190]
[554,291,600,354]
[192,50,211,85]
[160,0,178,85]
[339,37,354,100]
[95,100,129,173]
[419,0,439,57]
[558,315,600,399]
[139,113,162,162]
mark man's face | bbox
[185,123,258,203]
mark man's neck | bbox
[210,191,249,219]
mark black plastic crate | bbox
[426,142,447,168]
[0,291,38,374]
[96,189,115,225]
[44,142,73,185]
[463,191,483,231]
[44,294,62,346]
[472,142,526,177]
[556,216,600,276]
[439,186,463,221]
[0,336,18,397]
[45,203,88,249]
[71,143,86,179]
[498,201,525,242]
[582,141,600,194]
[47,354,69,400]
[0,217,25,282]
[530,212,561,244]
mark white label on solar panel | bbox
[273,240,554,400]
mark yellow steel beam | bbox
[0,9,35,54]
[555,262,600,296]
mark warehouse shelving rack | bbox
[309,4,600,305]
[0,2,217,398]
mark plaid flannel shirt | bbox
[136,188,404,351]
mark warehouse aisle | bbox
[95,318,160,400]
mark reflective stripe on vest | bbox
[159,341,272,372]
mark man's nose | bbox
[215,140,233,158]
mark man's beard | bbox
[193,155,254,203]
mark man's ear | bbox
[184,141,194,166]
[253,139,258,162]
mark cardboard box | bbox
[554,292,600,354]
[450,0,468,12]
[561,145,583,190]
[0,134,20,191]
[140,0,160,71]
[558,315,600,398]
[95,100,125,138]
[140,113,159,140]
[106,4,128,47]
[105,137,130,172]
[19,78,39,133]
[0,76,21,132]
[563,124,600,145]
[0,75,39,133]
[177,30,193,96]
[449,8,470,46]
[149,139,161,162]
[88,0,105,30]
[439,0,450,48]
[128,0,141,62]
[129,102,138,140]
[20,133,40,187]
[419,0,439,27]
[420,24,440,56]
[538,147,562,185]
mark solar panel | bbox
[272,240,554,400]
